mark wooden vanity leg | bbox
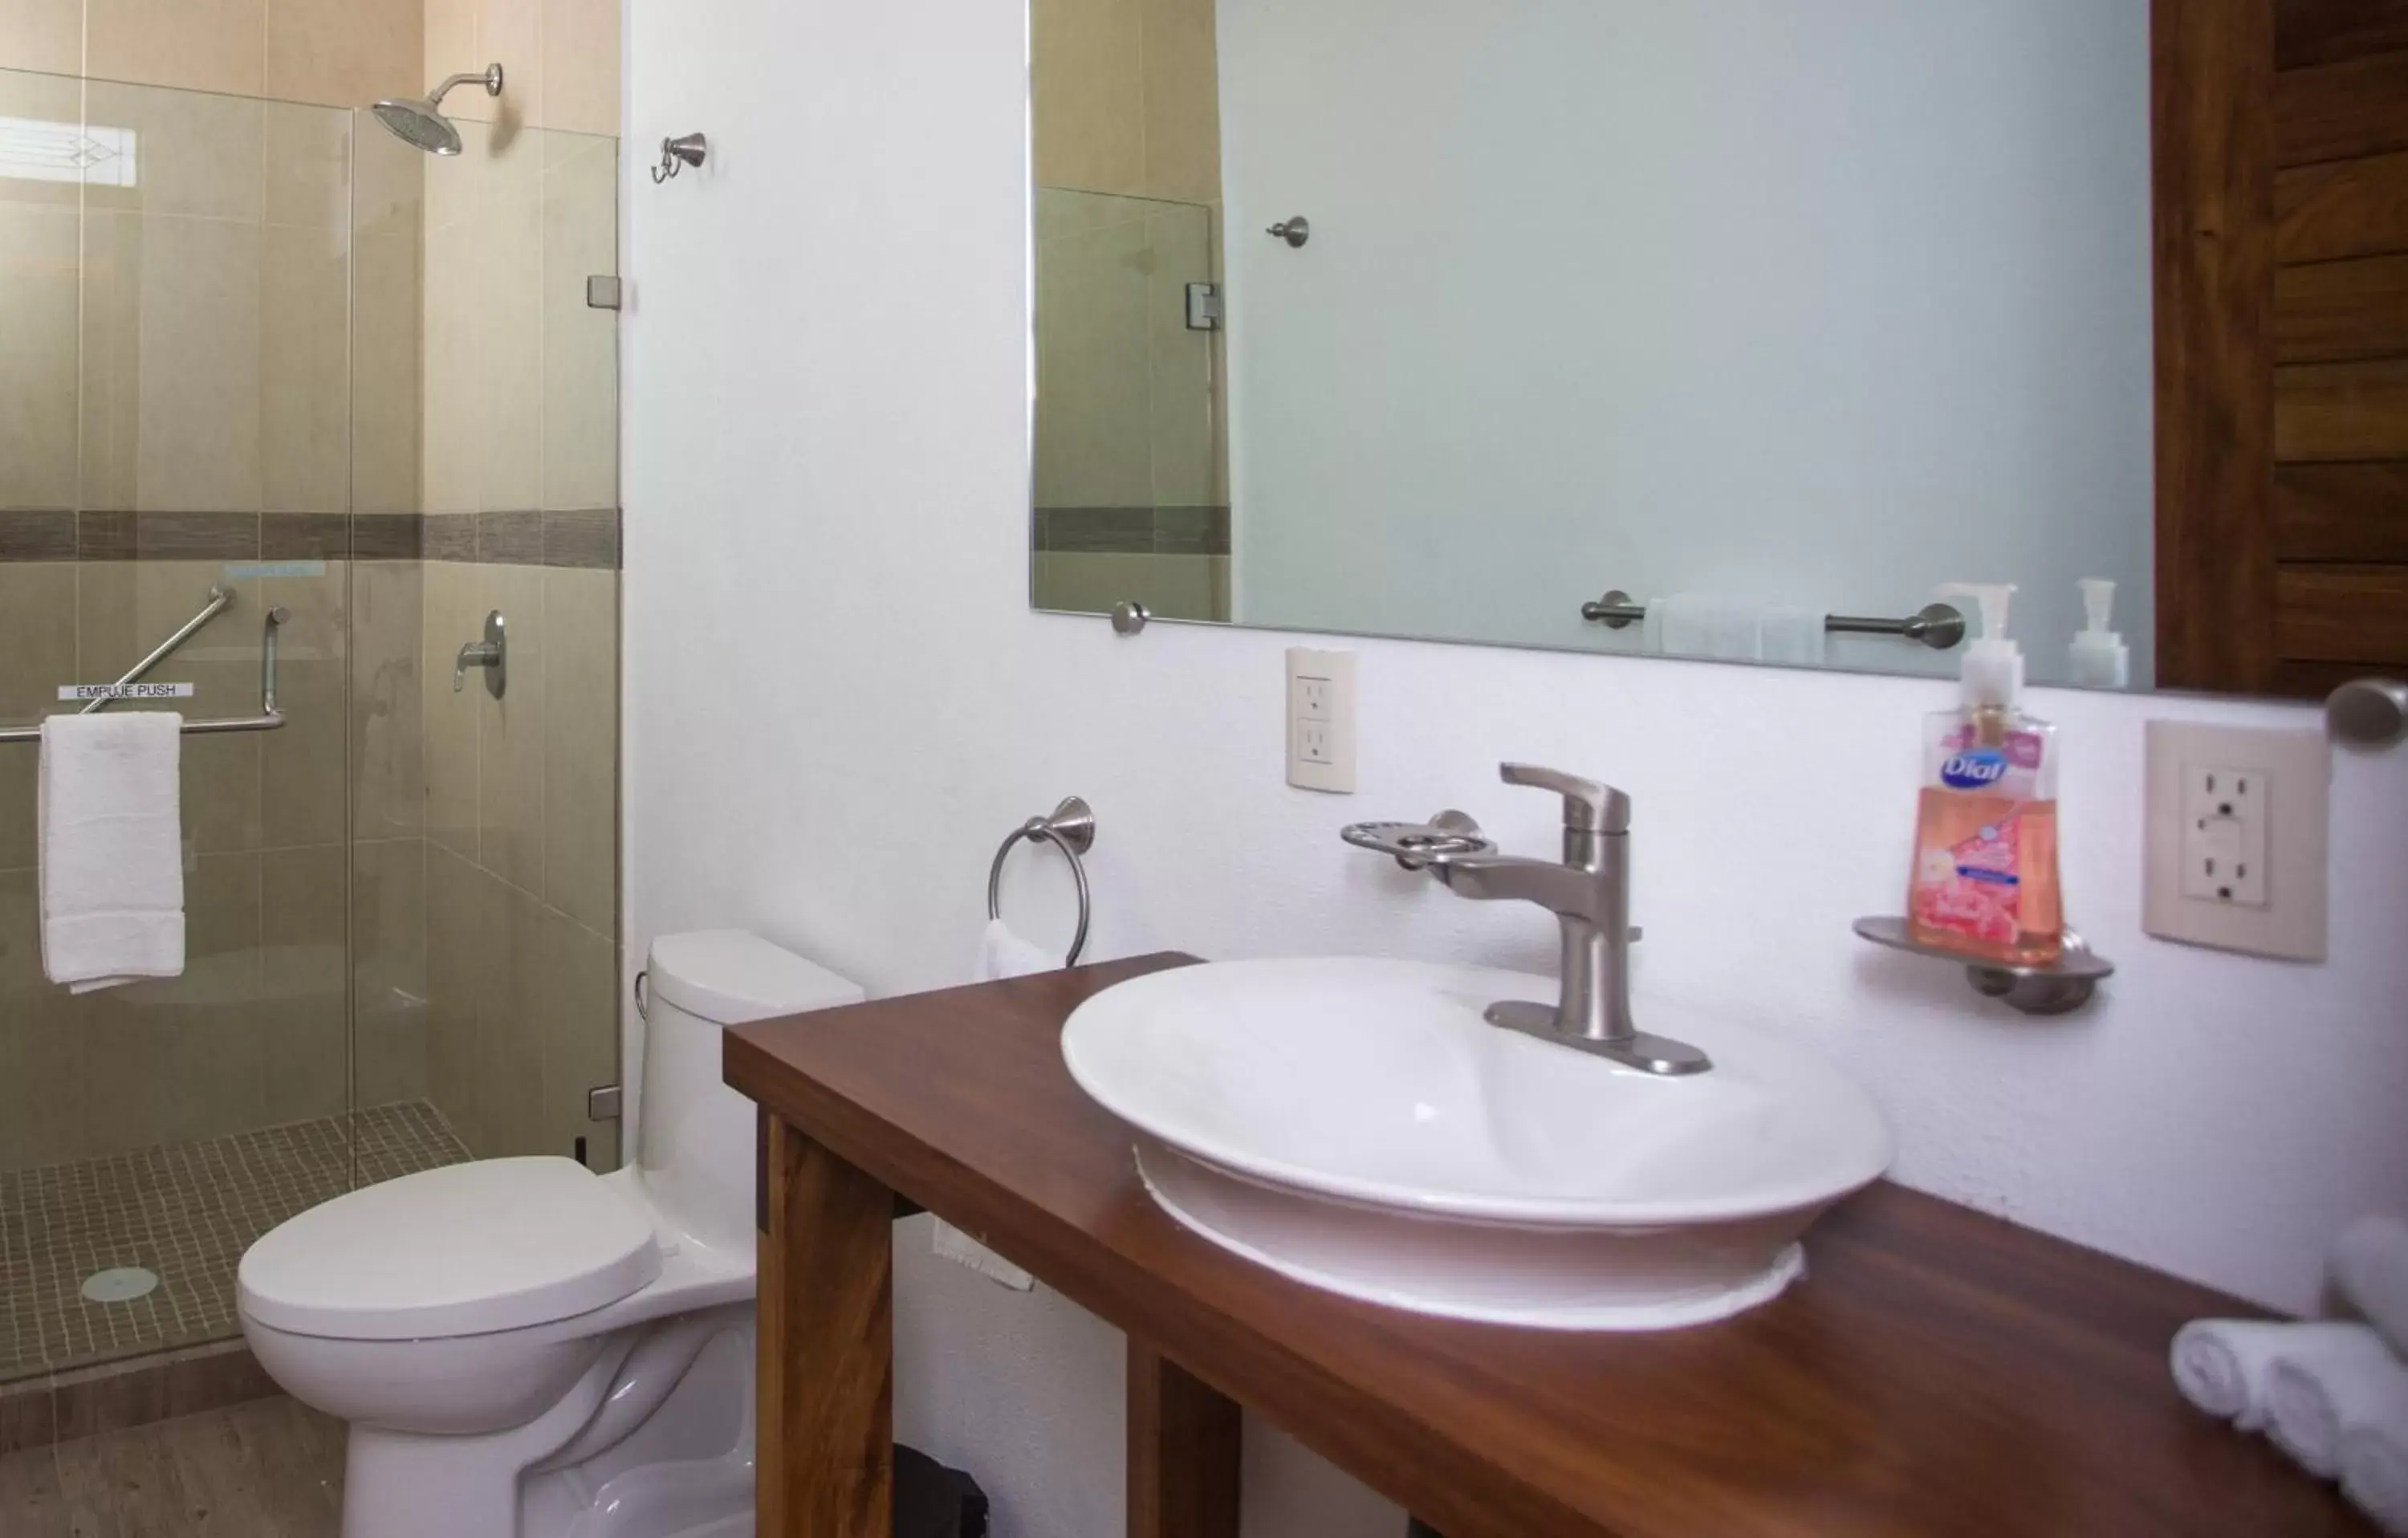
[759,1114,893,1538]
[1127,1344,1241,1538]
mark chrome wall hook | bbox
[1266,215,1310,247]
[652,132,707,184]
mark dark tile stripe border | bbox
[1036,505,1230,555]
[0,1340,277,1455]
[0,510,621,568]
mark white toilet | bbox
[238,930,862,1538]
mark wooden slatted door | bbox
[2158,0,2408,694]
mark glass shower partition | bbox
[0,68,622,1390]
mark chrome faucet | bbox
[1341,763,1711,1076]
[453,609,506,698]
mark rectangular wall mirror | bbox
[1026,0,2408,698]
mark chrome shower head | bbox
[370,63,503,157]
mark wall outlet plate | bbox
[2143,721,2329,960]
[1286,647,1357,793]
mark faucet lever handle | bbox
[1499,763,1629,833]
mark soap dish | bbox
[1852,916,2113,1016]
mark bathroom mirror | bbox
[1028,0,2408,697]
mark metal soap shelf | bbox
[1853,916,2113,1016]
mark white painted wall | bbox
[1218,0,2156,685]
[620,2,2408,1533]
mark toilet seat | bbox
[239,1157,662,1341]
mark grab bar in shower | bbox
[0,593,292,743]
[1579,589,1968,651]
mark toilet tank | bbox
[637,930,864,1259]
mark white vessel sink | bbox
[1062,958,1893,1331]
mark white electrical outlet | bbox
[2178,764,2268,907]
[2144,722,2329,960]
[1286,647,1357,793]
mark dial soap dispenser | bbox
[1906,583,2063,966]
[2068,578,2131,690]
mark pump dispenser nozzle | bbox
[2071,577,2131,690]
[1934,582,2022,709]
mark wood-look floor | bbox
[0,1395,343,1536]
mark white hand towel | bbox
[1758,605,1828,667]
[2266,1323,2408,1477]
[1649,594,1763,661]
[980,917,1055,981]
[2336,1215,2408,1359]
[2343,1423,2408,1536]
[929,917,1055,1292]
[39,713,185,994]
[2171,1319,2376,1430]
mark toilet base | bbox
[336,1306,756,1538]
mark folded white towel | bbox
[1759,604,1828,667]
[2345,1424,2408,1536]
[39,713,185,994]
[980,917,1055,981]
[930,917,1054,1292]
[1647,594,1763,661]
[2171,1319,2376,1430]
[2266,1324,2408,1478]
[2336,1215,2408,1360]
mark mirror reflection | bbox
[1031,1,2162,686]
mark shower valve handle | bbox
[454,611,507,698]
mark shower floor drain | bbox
[80,1267,160,1304]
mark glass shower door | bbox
[0,67,376,1381]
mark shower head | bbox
[371,63,503,157]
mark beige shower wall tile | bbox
[541,136,616,511]
[0,564,75,873]
[352,560,424,840]
[0,867,83,1169]
[0,0,83,75]
[421,218,480,515]
[541,0,617,136]
[462,0,539,126]
[79,212,265,515]
[1033,0,1144,196]
[352,835,427,1107]
[476,561,544,890]
[474,869,545,1155]
[0,68,80,207]
[84,82,264,223]
[1034,211,1154,507]
[477,136,544,512]
[261,222,352,515]
[82,852,265,1155]
[538,903,616,1169]
[87,0,264,97]
[354,225,423,515]
[263,100,351,230]
[259,843,348,1126]
[1140,0,1221,205]
[542,568,613,934]
[424,841,483,1148]
[266,0,421,111]
[258,563,347,849]
[425,0,474,99]
[0,201,80,511]
[421,559,482,858]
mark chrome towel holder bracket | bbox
[652,132,707,183]
[987,797,1096,966]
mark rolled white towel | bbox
[2344,1424,2408,1537]
[2171,1319,2373,1430]
[2266,1324,2408,1478]
[2336,1215,2408,1359]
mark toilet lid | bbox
[238,1158,664,1341]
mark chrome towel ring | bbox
[986,797,1096,966]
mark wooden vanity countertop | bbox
[725,953,2373,1538]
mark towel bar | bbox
[986,797,1096,966]
[1580,589,1967,651]
[0,602,291,743]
